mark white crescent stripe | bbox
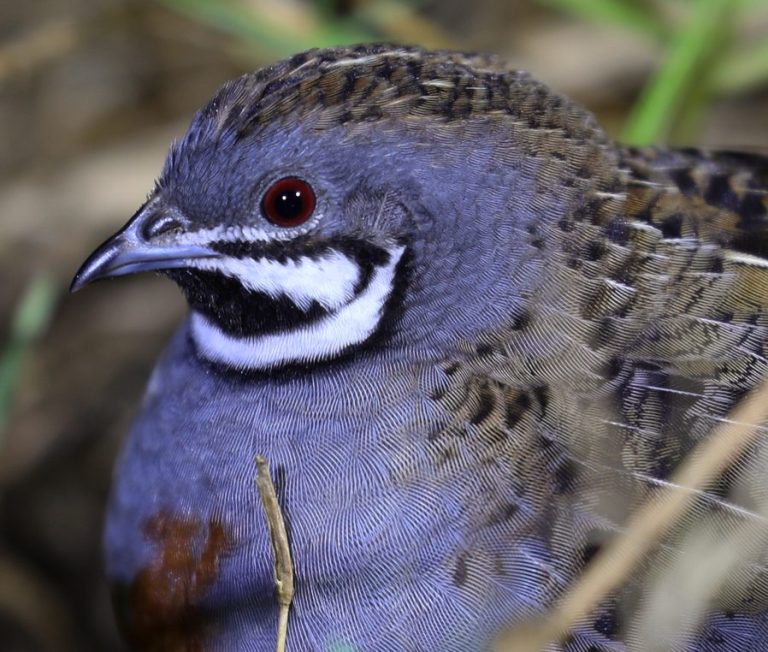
[190,245,405,369]
[191,251,360,311]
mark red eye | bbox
[261,177,316,227]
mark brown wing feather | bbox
[429,145,768,645]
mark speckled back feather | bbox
[426,143,768,648]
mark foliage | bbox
[158,0,450,58]
[543,0,768,144]
[0,274,57,443]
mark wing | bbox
[428,146,768,649]
[601,147,768,649]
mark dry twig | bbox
[495,375,768,651]
[256,455,295,652]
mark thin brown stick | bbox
[256,455,294,652]
[495,375,768,651]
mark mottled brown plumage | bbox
[427,140,768,646]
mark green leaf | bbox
[159,0,379,58]
[621,0,743,145]
[713,37,768,95]
[0,273,58,440]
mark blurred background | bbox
[1,0,768,649]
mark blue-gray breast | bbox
[72,44,768,651]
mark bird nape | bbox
[72,44,768,651]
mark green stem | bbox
[159,0,378,58]
[713,37,768,95]
[622,0,742,145]
[0,274,57,441]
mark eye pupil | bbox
[262,177,316,227]
[275,190,302,219]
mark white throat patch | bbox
[190,245,405,369]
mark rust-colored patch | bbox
[114,511,233,651]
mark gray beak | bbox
[70,204,216,292]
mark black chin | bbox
[165,269,329,337]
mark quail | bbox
[72,44,768,651]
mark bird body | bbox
[73,45,768,651]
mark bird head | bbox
[72,44,621,372]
